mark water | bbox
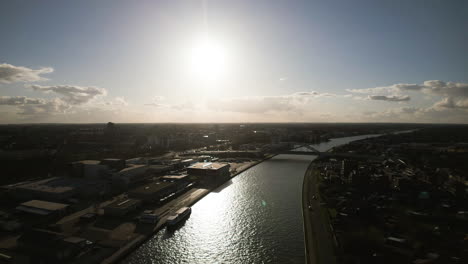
[123,134,380,264]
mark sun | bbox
[188,34,229,81]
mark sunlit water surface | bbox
[123,134,380,264]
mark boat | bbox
[166,207,191,228]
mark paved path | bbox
[302,163,337,264]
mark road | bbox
[302,163,337,264]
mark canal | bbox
[123,134,380,264]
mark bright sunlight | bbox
[188,34,229,81]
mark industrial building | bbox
[181,159,195,167]
[160,174,189,182]
[147,164,173,174]
[100,158,126,171]
[112,164,172,186]
[18,229,88,262]
[16,200,69,217]
[69,160,110,179]
[6,177,77,201]
[113,164,149,185]
[128,180,188,203]
[187,162,230,187]
[3,177,110,201]
[103,198,141,216]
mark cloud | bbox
[17,98,70,116]
[361,104,468,123]
[210,96,295,113]
[361,106,423,122]
[0,63,53,83]
[347,83,429,94]
[208,91,332,113]
[348,80,468,117]
[0,96,45,105]
[30,84,107,105]
[144,96,166,107]
[348,80,468,97]
[368,95,410,102]
[103,97,128,107]
[422,80,468,98]
[293,91,336,98]
[433,97,468,110]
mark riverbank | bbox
[302,162,337,264]
[102,154,276,264]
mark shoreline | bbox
[302,160,337,264]
[102,154,276,264]
[302,161,317,264]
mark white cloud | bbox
[0,63,53,83]
[368,95,410,102]
[30,84,107,105]
[208,91,332,113]
[362,104,468,123]
[144,96,166,107]
[348,80,468,98]
[433,97,468,110]
[347,83,429,94]
[103,97,128,107]
[0,96,45,105]
[17,98,70,116]
[422,80,468,98]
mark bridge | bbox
[276,143,380,160]
[179,143,378,160]
[279,144,321,155]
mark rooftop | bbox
[188,162,229,170]
[105,198,141,209]
[16,200,69,215]
[13,177,77,193]
[161,174,189,180]
[129,181,174,195]
[63,236,87,244]
[101,158,123,162]
[119,164,147,173]
[72,160,101,165]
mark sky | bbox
[1,0,467,123]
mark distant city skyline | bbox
[1,0,467,123]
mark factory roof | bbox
[16,200,69,215]
[14,177,77,194]
[101,158,123,162]
[129,181,174,195]
[188,162,229,170]
[63,236,87,244]
[105,198,141,210]
[161,174,189,180]
[148,164,172,170]
[72,160,101,165]
[119,164,147,173]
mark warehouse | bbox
[187,162,230,187]
[16,200,69,217]
[128,181,187,203]
[103,198,141,217]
